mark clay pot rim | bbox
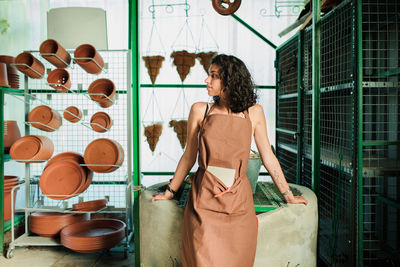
[90,112,111,132]
[40,160,85,200]
[10,135,42,161]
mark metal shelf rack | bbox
[275,0,400,266]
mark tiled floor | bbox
[0,246,133,267]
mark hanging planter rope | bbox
[196,16,218,75]
[142,88,164,152]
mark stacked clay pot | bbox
[88,78,116,108]
[4,121,21,154]
[40,152,93,200]
[0,62,10,88]
[28,105,62,132]
[9,135,54,163]
[60,219,126,253]
[90,112,112,132]
[3,176,20,221]
[84,138,124,173]
[29,212,89,237]
[0,55,20,89]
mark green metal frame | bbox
[297,31,303,185]
[355,0,363,265]
[311,0,321,196]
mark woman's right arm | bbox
[152,102,206,202]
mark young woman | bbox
[152,54,307,266]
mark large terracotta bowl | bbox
[28,105,62,132]
[60,219,126,253]
[72,199,108,212]
[29,212,89,237]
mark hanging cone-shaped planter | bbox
[142,56,165,85]
[169,120,187,149]
[197,52,217,75]
[170,51,196,82]
[144,123,163,152]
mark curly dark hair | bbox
[211,54,258,113]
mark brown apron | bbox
[181,104,258,267]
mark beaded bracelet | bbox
[282,189,291,196]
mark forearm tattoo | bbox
[273,170,284,187]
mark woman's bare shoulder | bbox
[191,102,208,112]
[248,104,264,117]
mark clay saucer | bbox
[63,106,82,123]
[45,152,84,169]
[72,199,108,212]
[90,112,111,133]
[28,105,62,132]
[40,160,85,200]
[60,219,126,253]
[10,135,41,163]
[84,139,120,173]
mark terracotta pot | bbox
[47,68,71,92]
[63,106,82,123]
[40,160,85,200]
[84,138,124,173]
[60,219,126,253]
[9,135,54,163]
[88,78,115,108]
[0,62,10,88]
[4,121,21,153]
[0,55,19,89]
[90,112,112,133]
[29,212,89,237]
[3,188,19,221]
[74,44,104,74]
[39,39,71,68]
[196,52,217,74]
[72,199,108,212]
[14,52,45,79]
[28,105,62,132]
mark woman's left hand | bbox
[285,195,308,205]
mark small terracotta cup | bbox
[88,78,116,108]
[14,52,45,79]
[63,106,82,123]
[39,39,71,68]
[28,105,62,132]
[47,68,71,92]
[74,44,104,74]
[4,121,21,153]
[90,112,112,132]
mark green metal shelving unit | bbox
[276,0,400,266]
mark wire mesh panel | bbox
[303,28,312,92]
[302,156,312,190]
[303,94,312,153]
[22,50,131,211]
[277,36,299,96]
[320,87,354,168]
[320,0,353,89]
[277,96,298,132]
[276,148,297,184]
[362,0,400,83]
[319,164,353,267]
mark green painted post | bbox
[312,0,321,195]
[297,32,303,185]
[0,89,4,254]
[129,0,141,266]
[355,0,363,265]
